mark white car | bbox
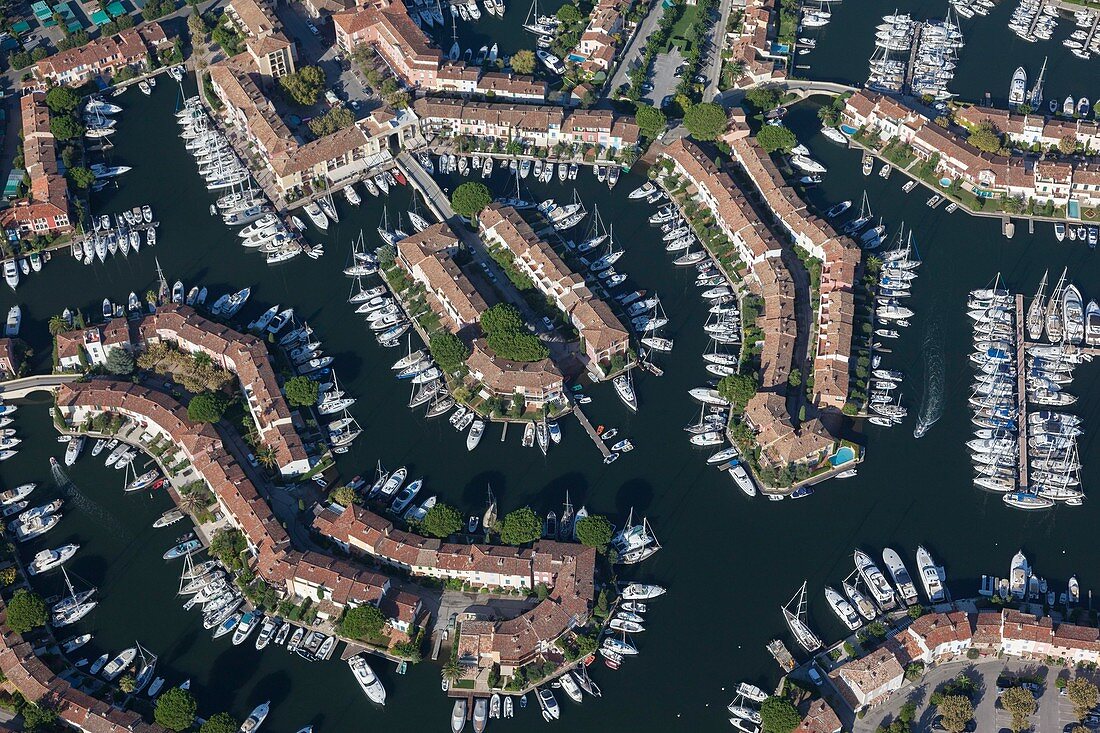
[307,21,319,35]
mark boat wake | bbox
[913,315,945,439]
[51,461,127,534]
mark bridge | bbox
[715,78,859,106]
[0,374,78,399]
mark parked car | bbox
[541,316,554,331]
[306,20,319,34]
[807,667,823,686]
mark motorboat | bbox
[882,548,919,605]
[348,655,386,704]
[621,583,666,600]
[240,702,270,733]
[854,549,896,609]
[102,647,137,680]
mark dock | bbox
[1015,294,1029,489]
[572,403,611,459]
[902,22,924,94]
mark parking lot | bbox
[645,47,684,109]
[854,659,1100,733]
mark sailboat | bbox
[842,191,873,235]
[1026,270,1048,341]
[781,581,822,652]
[51,567,97,627]
[1046,267,1067,342]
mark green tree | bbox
[418,503,463,538]
[756,124,797,153]
[49,114,83,141]
[340,604,386,639]
[451,181,493,218]
[759,696,801,733]
[1068,678,1099,721]
[967,122,1003,153]
[556,3,582,23]
[278,65,326,106]
[45,86,80,113]
[683,102,728,140]
[200,712,239,733]
[154,687,198,731]
[330,485,360,506]
[480,304,548,362]
[429,332,471,373]
[187,391,230,423]
[936,694,973,733]
[499,507,542,545]
[511,49,536,75]
[634,103,667,140]
[21,702,58,732]
[573,514,613,548]
[1000,687,1036,732]
[67,166,96,190]
[308,106,355,137]
[283,376,319,407]
[209,527,248,570]
[105,347,135,375]
[6,589,46,633]
[717,373,757,411]
[745,85,782,111]
[119,674,136,693]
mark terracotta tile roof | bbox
[1002,608,1053,643]
[466,339,563,394]
[797,699,842,733]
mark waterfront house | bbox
[223,0,298,81]
[722,0,788,88]
[831,646,906,711]
[395,222,488,334]
[0,92,71,238]
[895,610,974,664]
[465,339,566,410]
[1000,608,1055,658]
[797,699,843,733]
[33,22,169,86]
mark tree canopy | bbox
[308,106,355,138]
[683,102,728,140]
[278,65,326,106]
[634,103,667,140]
[199,712,240,733]
[481,304,548,362]
[418,503,463,538]
[451,181,493,218]
[745,85,783,111]
[6,589,47,633]
[1000,687,1036,732]
[105,347,135,375]
[1068,678,1099,721]
[284,376,319,407]
[330,485,360,507]
[967,122,1003,153]
[759,696,801,733]
[936,694,974,733]
[574,514,613,548]
[717,373,757,412]
[49,114,83,141]
[209,527,248,571]
[340,604,386,639]
[187,391,230,423]
[511,49,536,75]
[154,687,198,732]
[756,124,798,153]
[21,702,58,732]
[68,166,96,190]
[499,507,543,545]
[556,4,582,23]
[45,86,80,113]
[430,332,471,374]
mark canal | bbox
[0,81,1099,731]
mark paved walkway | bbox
[0,373,78,398]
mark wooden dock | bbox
[573,404,611,459]
[1015,294,1029,489]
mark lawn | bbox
[665,3,698,52]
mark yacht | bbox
[1009,550,1029,598]
[240,702,270,733]
[303,202,329,230]
[882,548,919,605]
[854,549,897,609]
[728,463,756,497]
[915,546,945,602]
[825,586,862,630]
[842,580,877,621]
[29,543,79,575]
[1009,66,1027,106]
[102,647,137,680]
[348,655,386,704]
[612,373,638,411]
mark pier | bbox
[572,403,612,459]
[902,22,924,94]
[1015,294,1029,489]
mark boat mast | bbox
[155,257,168,304]
[1046,266,1068,341]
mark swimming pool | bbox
[840,124,858,135]
[829,445,856,467]
[567,54,586,63]
[939,177,952,187]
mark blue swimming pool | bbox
[567,54,586,63]
[829,445,856,467]
[840,124,858,135]
[939,177,952,187]
[1068,200,1081,219]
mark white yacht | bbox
[1009,550,1029,599]
[915,545,945,602]
[854,549,897,609]
[825,586,862,630]
[348,655,386,704]
[882,548,919,605]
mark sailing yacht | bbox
[781,581,822,652]
[1026,270,1048,341]
[1046,267,1067,342]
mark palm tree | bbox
[442,661,463,682]
[255,444,278,469]
[866,254,883,273]
[178,491,207,517]
[144,290,158,307]
[47,315,68,335]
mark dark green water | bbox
[2,81,1100,731]
[799,0,1094,108]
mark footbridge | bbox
[0,374,78,399]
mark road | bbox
[703,0,734,101]
[606,0,668,98]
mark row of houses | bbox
[0,92,72,237]
[724,0,788,88]
[32,21,171,87]
[393,222,568,409]
[832,608,1100,711]
[333,0,548,102]
[53,379,425,633]
[843,90,1100,206]
[658,137,838,473]
[311,502,596,672]
[567,0,633,76]
[955,105,1100,153]
[56,304,310,476]
[412,97,640,157]
[479,203,631,372]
